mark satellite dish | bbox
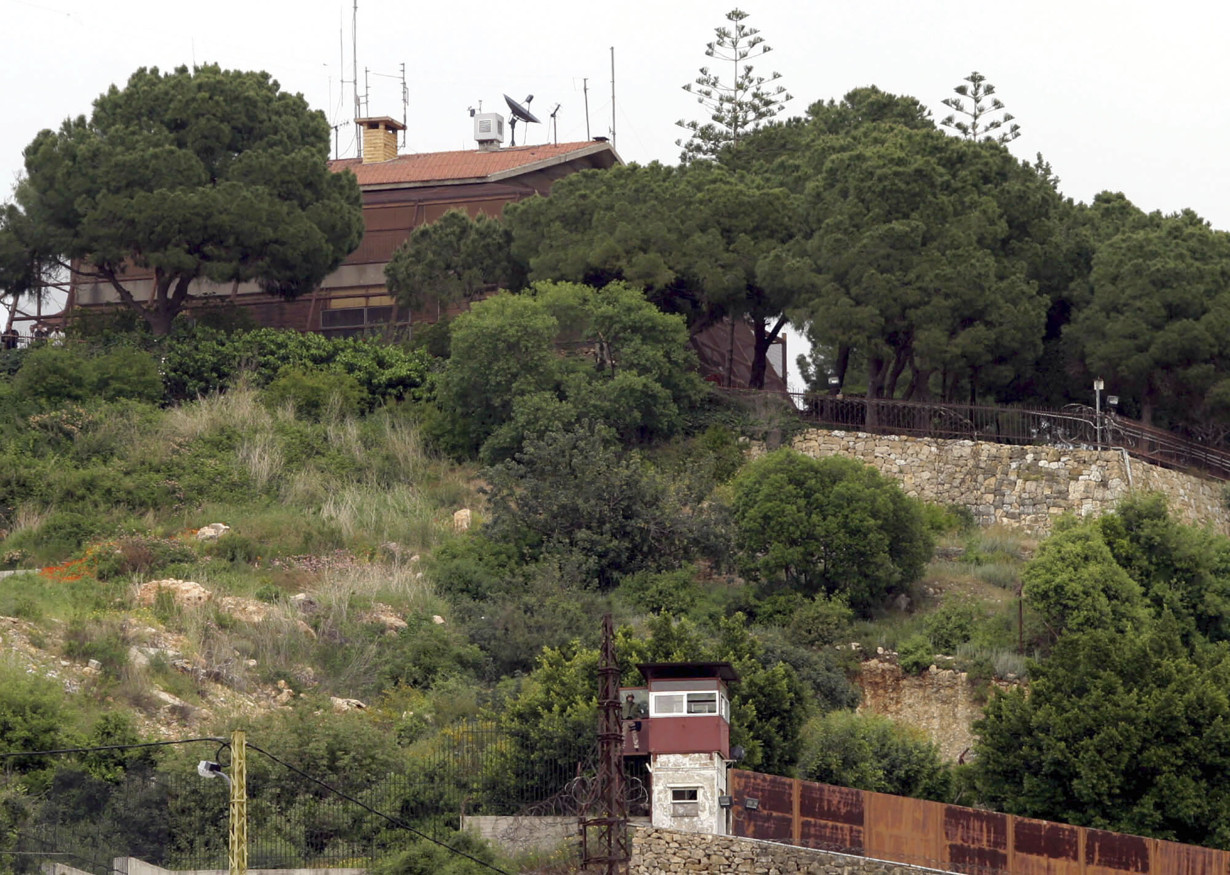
[503,93,541,146]
[504,94,541,124]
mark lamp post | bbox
[1094,378,1104,448]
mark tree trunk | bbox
[885,347,910,398]
[832,344,851,393]
[748,315,788,391]
[725,317,736,388]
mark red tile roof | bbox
[329,141,618,187]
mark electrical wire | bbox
[0,736,512,874]
[0,737,227,760]
[245,742,512,875]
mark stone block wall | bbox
[629,827,933,875]
[788,430,1230,536]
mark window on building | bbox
[687,692,717,714]
[650,690,726,717]
[671,787,700,818]
[652,693,685,716]
[321,306,397,337]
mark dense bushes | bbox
[732,450,933,613]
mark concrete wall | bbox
[789,430,1230,536]
[650,752,728,836]
[629,827,941,875]
[462,815,577,854]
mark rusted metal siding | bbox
[728,771,793,843]
[864,791,945,870]
[1084,829,1150,874]
[727,770,1230,874]
[798,781,863,854]
[1012,817,1082,875]
[1152,838,1229,875]
[945,806,1010,874]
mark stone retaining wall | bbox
[789,430,1230,536]
[629,827,938,875]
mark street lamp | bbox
[1093,378,1104,448]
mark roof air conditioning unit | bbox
[474,112,505,150]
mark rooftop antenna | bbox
[550,103,561,144]
[504,93,541,146]
[352,0,360,158]
[609,46,616,149]
[400,61,408,147]
[583,78,591,139]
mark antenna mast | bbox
[400,62,408,148]
[583,77,591,140]
[352,0,360,158]
[609,46,616,149]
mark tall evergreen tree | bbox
[7,64,363,335]
[940,71,1021,144]
[676,8,792,163]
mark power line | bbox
[246,742,513,875]
[0,735,512,875]
[0,737,227,760]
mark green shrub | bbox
[92,537,197,581]
[617,567,702,615]
[254,584,284,604]
[63,616,129,679]
[788,593,855,648]
[91,348,163,403]
[263,366,364,421]
[693,425,747,483]
[923,600,976,652]
[11,345,92,406]
[797,710,952,801]
[920,502,974,535]
[898,634,934,674]
[732,450,933,614]
[206,533,262,564]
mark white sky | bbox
[4,0,1230,337]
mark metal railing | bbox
[722,388,1230,482]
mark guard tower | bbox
[621,662,739,835]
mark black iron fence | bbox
[724,389,1230,482]
[5,723,586,875]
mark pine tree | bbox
[940,70,1021,144]
[675,8,792,163]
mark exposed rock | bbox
[454,508,471,531]
[858,658,1016,762]
[154,690,193,713]
[128,647,150,669]
[365,603,408,633]
[136,579,212,608]
[331,696,366,712]
[290,593,318,614]
[432,614,445,625]
[218,596,268,623]
[195,523,231,541]
[296,620,317,640]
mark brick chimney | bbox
[356,116,405,163]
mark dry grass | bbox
[238,431,284,491]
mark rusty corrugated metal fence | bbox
[728,771,1230,874]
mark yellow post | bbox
[229,730,248,875]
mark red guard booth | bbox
[620,662,739,835]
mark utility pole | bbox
[583,613,629,874]
[229,730,248,875]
